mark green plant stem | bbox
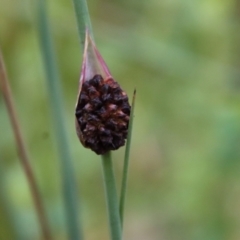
[119,89,136,228]
[36,1,82,239]
[102,152,122,240]
[71,0,93,48]
[0,50,52,240]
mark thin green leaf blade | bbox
[119,89,136,227]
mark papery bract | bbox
[79,31,111,88]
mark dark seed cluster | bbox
[75,74,131,155]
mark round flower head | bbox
[75,31,131,155]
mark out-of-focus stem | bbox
[36,0,82,239]
[0,50,52,240]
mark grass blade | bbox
[102,152,122,240]
[35,1,82,239]
[119,89,136,227]
[0,50,52,240]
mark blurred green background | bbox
[1,0,240,239]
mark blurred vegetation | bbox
[1,0,240,239]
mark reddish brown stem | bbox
[0,50,52,240]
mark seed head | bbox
[75,31,131,155]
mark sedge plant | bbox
[72,0,136,239]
